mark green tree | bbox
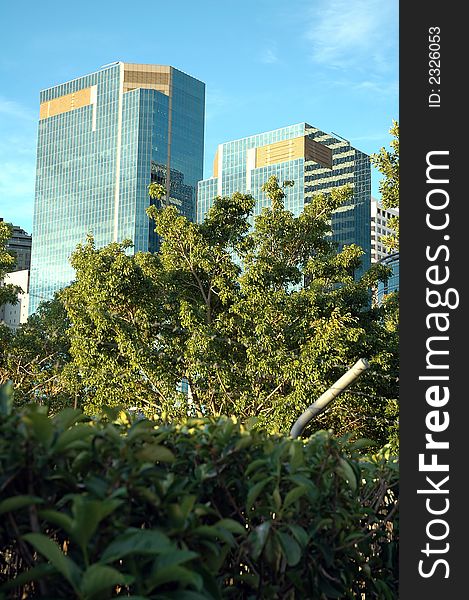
[62,177,398,444]
[371,120,399,250]
[61,237,179,416]
[0,295,73,411]
[370,119,399,449]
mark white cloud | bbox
[259,48,280,65]
[329,77,398,97]
[205,88,232,122]
[204,87,268,122]
[305,0,398,71]
[0,96,36,122]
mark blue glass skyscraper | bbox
[30,62,205,313]
[197,123,371,274]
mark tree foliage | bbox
[0,296,72,409]
[371,121,399,251]
[58,177,398,444]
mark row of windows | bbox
[376,210,396,220]
[372,226,391,235]
[41,68,120,102]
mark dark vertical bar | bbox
[400,3,465,597]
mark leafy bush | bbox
[0,389,398,599]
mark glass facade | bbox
[377,252,400,303]
[30,63,205,313]
[197,122,371,275]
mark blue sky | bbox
[0,0,398,234]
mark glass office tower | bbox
[30,62,205,313]
[197,123,371,274]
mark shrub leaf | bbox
[100,529,172,563]
[0,495,44,515]
[22,533,81,590]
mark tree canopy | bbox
[56,176,398,443]
[0,296,72,409]
[371,121,399,251]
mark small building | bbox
[371,198,399,263]
[0,219,31,272]
[0,269,30,330]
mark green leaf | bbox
[136,443,175,463]
[154,550,198,570]
[168,503,187,527]
[53,424,95,454]
[215,518,246,536]
[245,458,267,477]
[288,524,309,549]
[100,529,172,563]
[234,434,252,450]
[22,412,54,447]
[134,486,161,507]
[38,509,74,536]
[80,564,134,598]
[287,474,319,500]
[289,441,304,469]
[246,476,274,511]
[0,495,44,515]
[343,532,365,544]
[282,485,307,510]
[100,406,124,422]
[22,533,81,590]
[336,457,358,492]
[180,494,196,519]
[127,419,155,441]
[71,496,123,552]
[52,408,85,431]
[348,438,377,450]
[71,450,92,472]
[277,530,302,566]
[84,475,108,498]
[192,524,234,545]
[147,565,203,592]
[247,521,271,560]
[272,486,282,511]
